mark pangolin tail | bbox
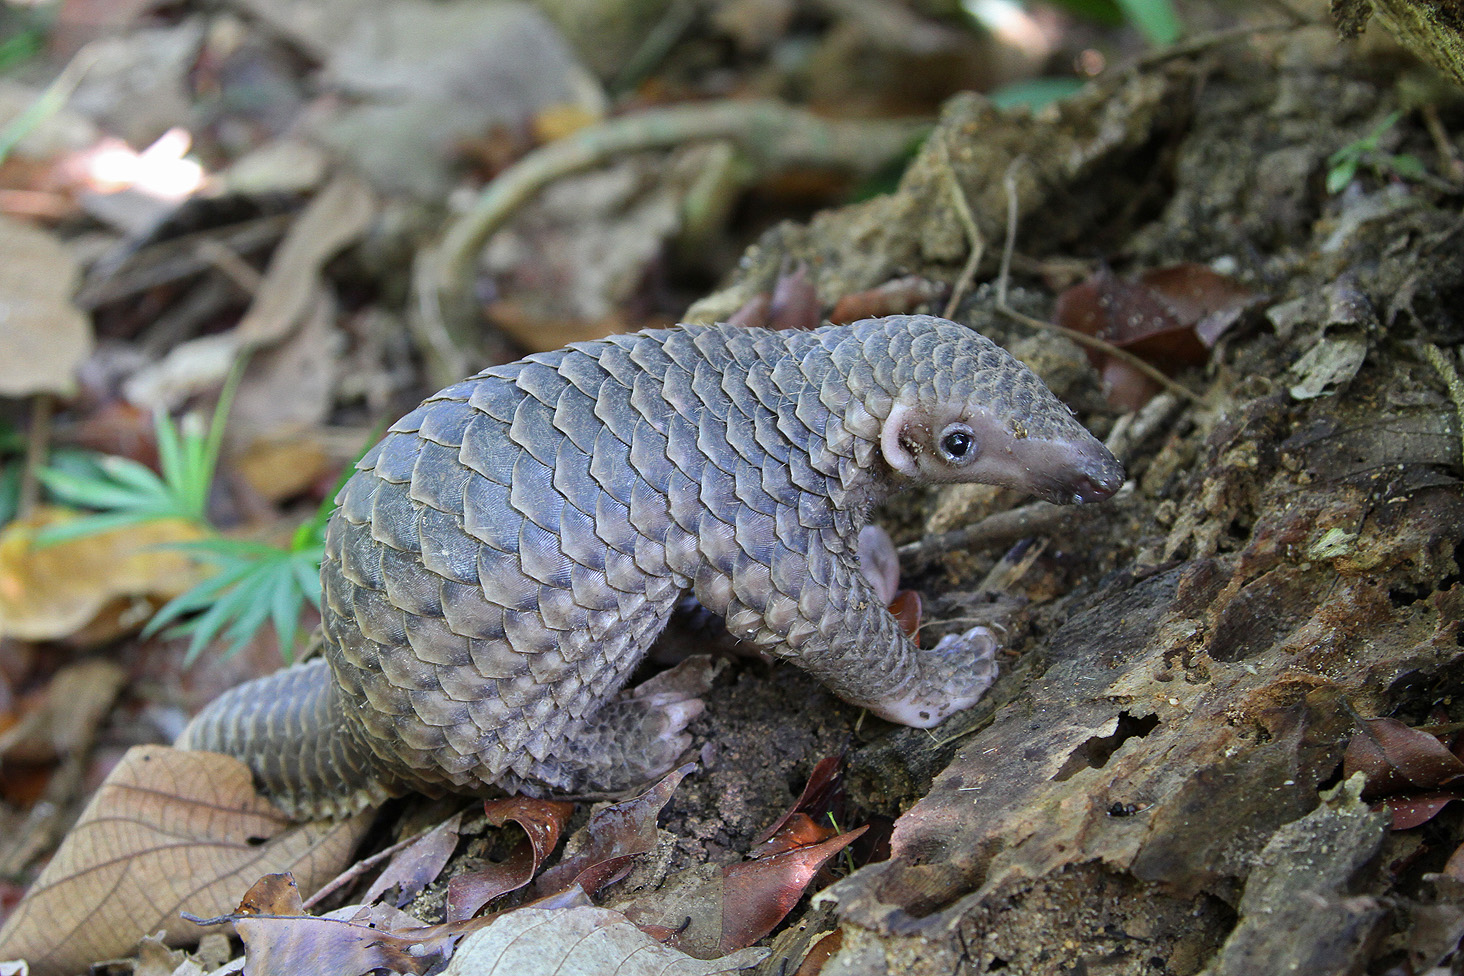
[176,659,397,819]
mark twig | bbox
[1422,104,1464,183]
[412,100,929,387]
[898,486,1135,565]
[1134,21,1306,70]
[997,158,1023,309]
[939,133,984,319]
[1421,343,1464,467]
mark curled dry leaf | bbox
[536,763,694,899]
[752,755,845,852]
[619,826,866,959]
[440,906,767,976]
[0,746,371,976]
[725,264,820,331]
[0,215,94,397]
[446,798,572,922]
[0,509,207,643]
[887,591,922,643]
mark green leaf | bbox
[1327,156,1359,195]
[1113,0,1181,44]
[0,463,20,527]
[1385,153,1428,181]
[150,534,324,664]
[988,77,1086,111]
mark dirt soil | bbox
[586,25,1464,976]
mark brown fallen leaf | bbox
[0,746,371,976]
[1055,263,1257,410]
[1384,793,1458,831]
[124,173,376,410]
[1344,716,1464,799]
[725,263,820,331]
[829,276,946,325]
[440,906,767,975]
[715,828,867,955]
[198,874,439,976]
[446,798,573,921]
[619,827,867,959]
[235,173,376,347]
[0,659,126,764]
[0,509,207,643]
[887,591,922,644]
[536,763,693,899]
[0,214,94,397]
[752,755,845,853]
[363,811,464,909]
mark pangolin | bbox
[178,314,1124,818]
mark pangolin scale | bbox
[179,315,1123,818]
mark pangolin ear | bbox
[880,403,920,477]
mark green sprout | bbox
[1326,111,1428,195]
[143,502,331,666]
[32,359,350,664]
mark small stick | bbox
[991,159,1202,404]
[939,133,984,319]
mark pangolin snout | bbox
[1065,446,1125,504]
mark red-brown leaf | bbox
[1383,792,1459,830]
[752,755,845,849]
[364,812,463,908]
[446,798,573,921]
[1345,717,1464,799]
[717,828,867,954]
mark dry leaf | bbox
[123,174,375,411]
[447,799,572,921]
[193,875,479,975]
[1384,793,1458,830]
[751,756,844,853]
[716,828,866,954]
[236,437,332,504]
[440,907,767,976]
[235,174,375,347]
[536,763,693,898]
[725,264,819,331]
[233,910,435,976]
[1344,717,1464,799]
[0,746,371,976]
[224,878,435,976]
[0,509,207,642]
[364,811,463,908]
[829,276,946,325]
[1055,263,1257,410]
[0,215,94,397]
[0,659,126,763]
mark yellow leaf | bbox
[0,509,208,642]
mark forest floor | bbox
[0,3,1460,975]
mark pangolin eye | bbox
[939,424,977,463]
